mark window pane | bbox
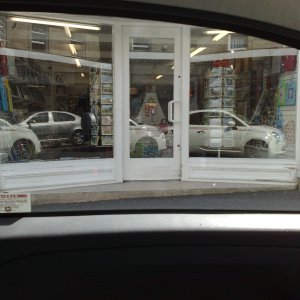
[0,13,113,163]
[31,112,49,123]
[53,112,75,122]
[32,24,48,52]
[190,28,297,159]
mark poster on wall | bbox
[101,73,113,83]
[137,93,165,125]
[101,94,113,104]
[101,126,113,135]
[101,104,113,115]
[277,74,297,106]
[102,115,113,125]
[283,120,295,145]
[102,135,113,145]
[101,83,113,94]
[90,64,114,147]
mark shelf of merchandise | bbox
[53,72,67,111]
[89,67,113,147]
[6,58,50,112]
[203,67,236,149]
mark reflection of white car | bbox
[189,109,286,158]
[130,119,167,157]
[0,118,41,162]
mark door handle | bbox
[197,130,205,133]
[168,100,180,123]
[168,100,175,122]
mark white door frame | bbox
[122,26,182,180]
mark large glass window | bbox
[0,13,113,163]
[190,28,297,159]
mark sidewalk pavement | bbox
[30,180,298,205]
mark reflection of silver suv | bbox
[17,111,85,146]
[189,109,286,158]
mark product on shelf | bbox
[203,66,236,148]
[89,66,113,147]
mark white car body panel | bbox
[129,119,167,152]
[189,110,286,158]
[0,118,41,162]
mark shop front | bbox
[0,12,298,191]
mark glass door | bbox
[123,27,181,180]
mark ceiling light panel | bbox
[10,17,100,31]
[190,47,206,57]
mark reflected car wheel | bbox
[9,139,34,161]
[134,137,159,158]
[72,130,85,146]
[244,140,268,158]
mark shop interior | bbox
[0,15,297,162]
[0,16,114,160]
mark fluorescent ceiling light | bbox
[213,31,232,42]
[10,17,100,31]
[190,47,206,57]
[205,30,226,34]
[69,44,77,55]
[156,75,163,80]
[32,41,45,45]
[64,26,72,38]
[205,30,233,42]
[75,58,81,68]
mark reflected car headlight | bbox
[272,132,280,140]
[272,131,284,144]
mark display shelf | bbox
[54,72,68,111]
[14,58,51,86]
[203,67,236,114]
[203,66,236,148]
[89,67,113,147]
[5,57,50,113]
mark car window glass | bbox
[53,112,75,122]
[231,116,246,127]
[190,112,202,125]
[30,113,49,123]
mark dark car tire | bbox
[71,130,85,146]
[9,139,35,161]
[134,137,159,158]
[244,140,269,158]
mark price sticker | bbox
[0,193,31,213]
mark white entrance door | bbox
[123,26,181,180]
